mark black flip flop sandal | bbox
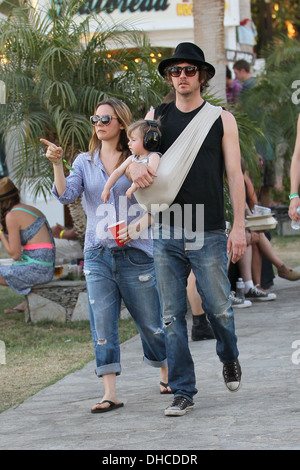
[91,400,124,413]
[160,381,172,394]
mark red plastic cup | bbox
[108,220,126,246]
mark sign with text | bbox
[47,1,195,31]
[226,49,255,65]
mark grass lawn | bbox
[270,234,300,269]
[0,286,138,413]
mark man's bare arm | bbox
[222,110,246,263]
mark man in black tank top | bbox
[128,43,246,416]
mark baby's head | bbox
[127,119,161,153]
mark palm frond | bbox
[0,0,264,206]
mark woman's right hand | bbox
[40,138,67,196]
[40,139,63,165]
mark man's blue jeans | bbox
[153,226,239,401]
[84,246,167,377]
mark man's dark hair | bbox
[233,60,250,73]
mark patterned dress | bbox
[0,208,55,294]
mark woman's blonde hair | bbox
[89,98,132,167]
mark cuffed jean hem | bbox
[174,392,197,402]
[95,363,121,378]
[143,356,168,368]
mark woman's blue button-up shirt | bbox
[52,150,153,257]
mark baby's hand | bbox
[101,189,110,203]
[126,182,137,200]
[126,188,133,199]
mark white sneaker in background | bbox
[230,291,252,308]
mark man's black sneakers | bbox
[223,359,242,392]
[164,396,194,416]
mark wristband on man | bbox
[289,193,299,200]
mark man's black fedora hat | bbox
[158,42,215,79]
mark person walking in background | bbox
[226,66,242,106]
[128,43,246,416]
[0,177,55,295]
[233,60,276,208]
[41,97,170,414]
[289,114,300,224]
[233,59,256,93]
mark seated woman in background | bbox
[0,177,55,298]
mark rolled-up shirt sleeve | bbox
[52,156,85,204]
[51,151,153,257]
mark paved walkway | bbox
[0,273,300,450]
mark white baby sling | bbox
[134,101,222,212]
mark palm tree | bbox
[240,35,300,195]
[0,0,169,239]
[193,1,261,177]
[193,0,226,100]
[0,0,261,230]
[0,0,169,193]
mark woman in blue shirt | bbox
[41,98,169,413]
